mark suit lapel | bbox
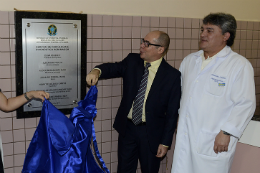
[147,58,168,99]
[135,59,145,91]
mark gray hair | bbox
[203,13,237,46]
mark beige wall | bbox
[1,0,260,21]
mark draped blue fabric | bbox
[22,86,110,173]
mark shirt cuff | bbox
[162,145,169,148]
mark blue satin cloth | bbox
[22,86,110,173]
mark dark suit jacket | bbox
[96,53,181,154]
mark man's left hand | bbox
[213,131,230,154]
[156,144,168,158]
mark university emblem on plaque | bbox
[48,24,57,36]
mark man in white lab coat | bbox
[171,13,256,173]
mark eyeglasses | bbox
[141,38,162,47]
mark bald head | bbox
[152,30,170,56]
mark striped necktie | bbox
[132,62,151,125]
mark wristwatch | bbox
[24,93,30,101]
[222,131,231,136]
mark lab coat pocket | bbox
[196,130,218,157]
[206,74,226,96]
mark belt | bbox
[127,118,146,126]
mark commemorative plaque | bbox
[15,12,87,118]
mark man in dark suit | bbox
[86,30,181,173]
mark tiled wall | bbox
[0,11,259,173]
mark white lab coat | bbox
[171,46,256,173]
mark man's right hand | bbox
[86,69,100,86]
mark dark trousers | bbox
[117,119,161,173]
[0,150,4,173]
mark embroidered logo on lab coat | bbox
[207,74,226,96]
[211,74,226,87]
